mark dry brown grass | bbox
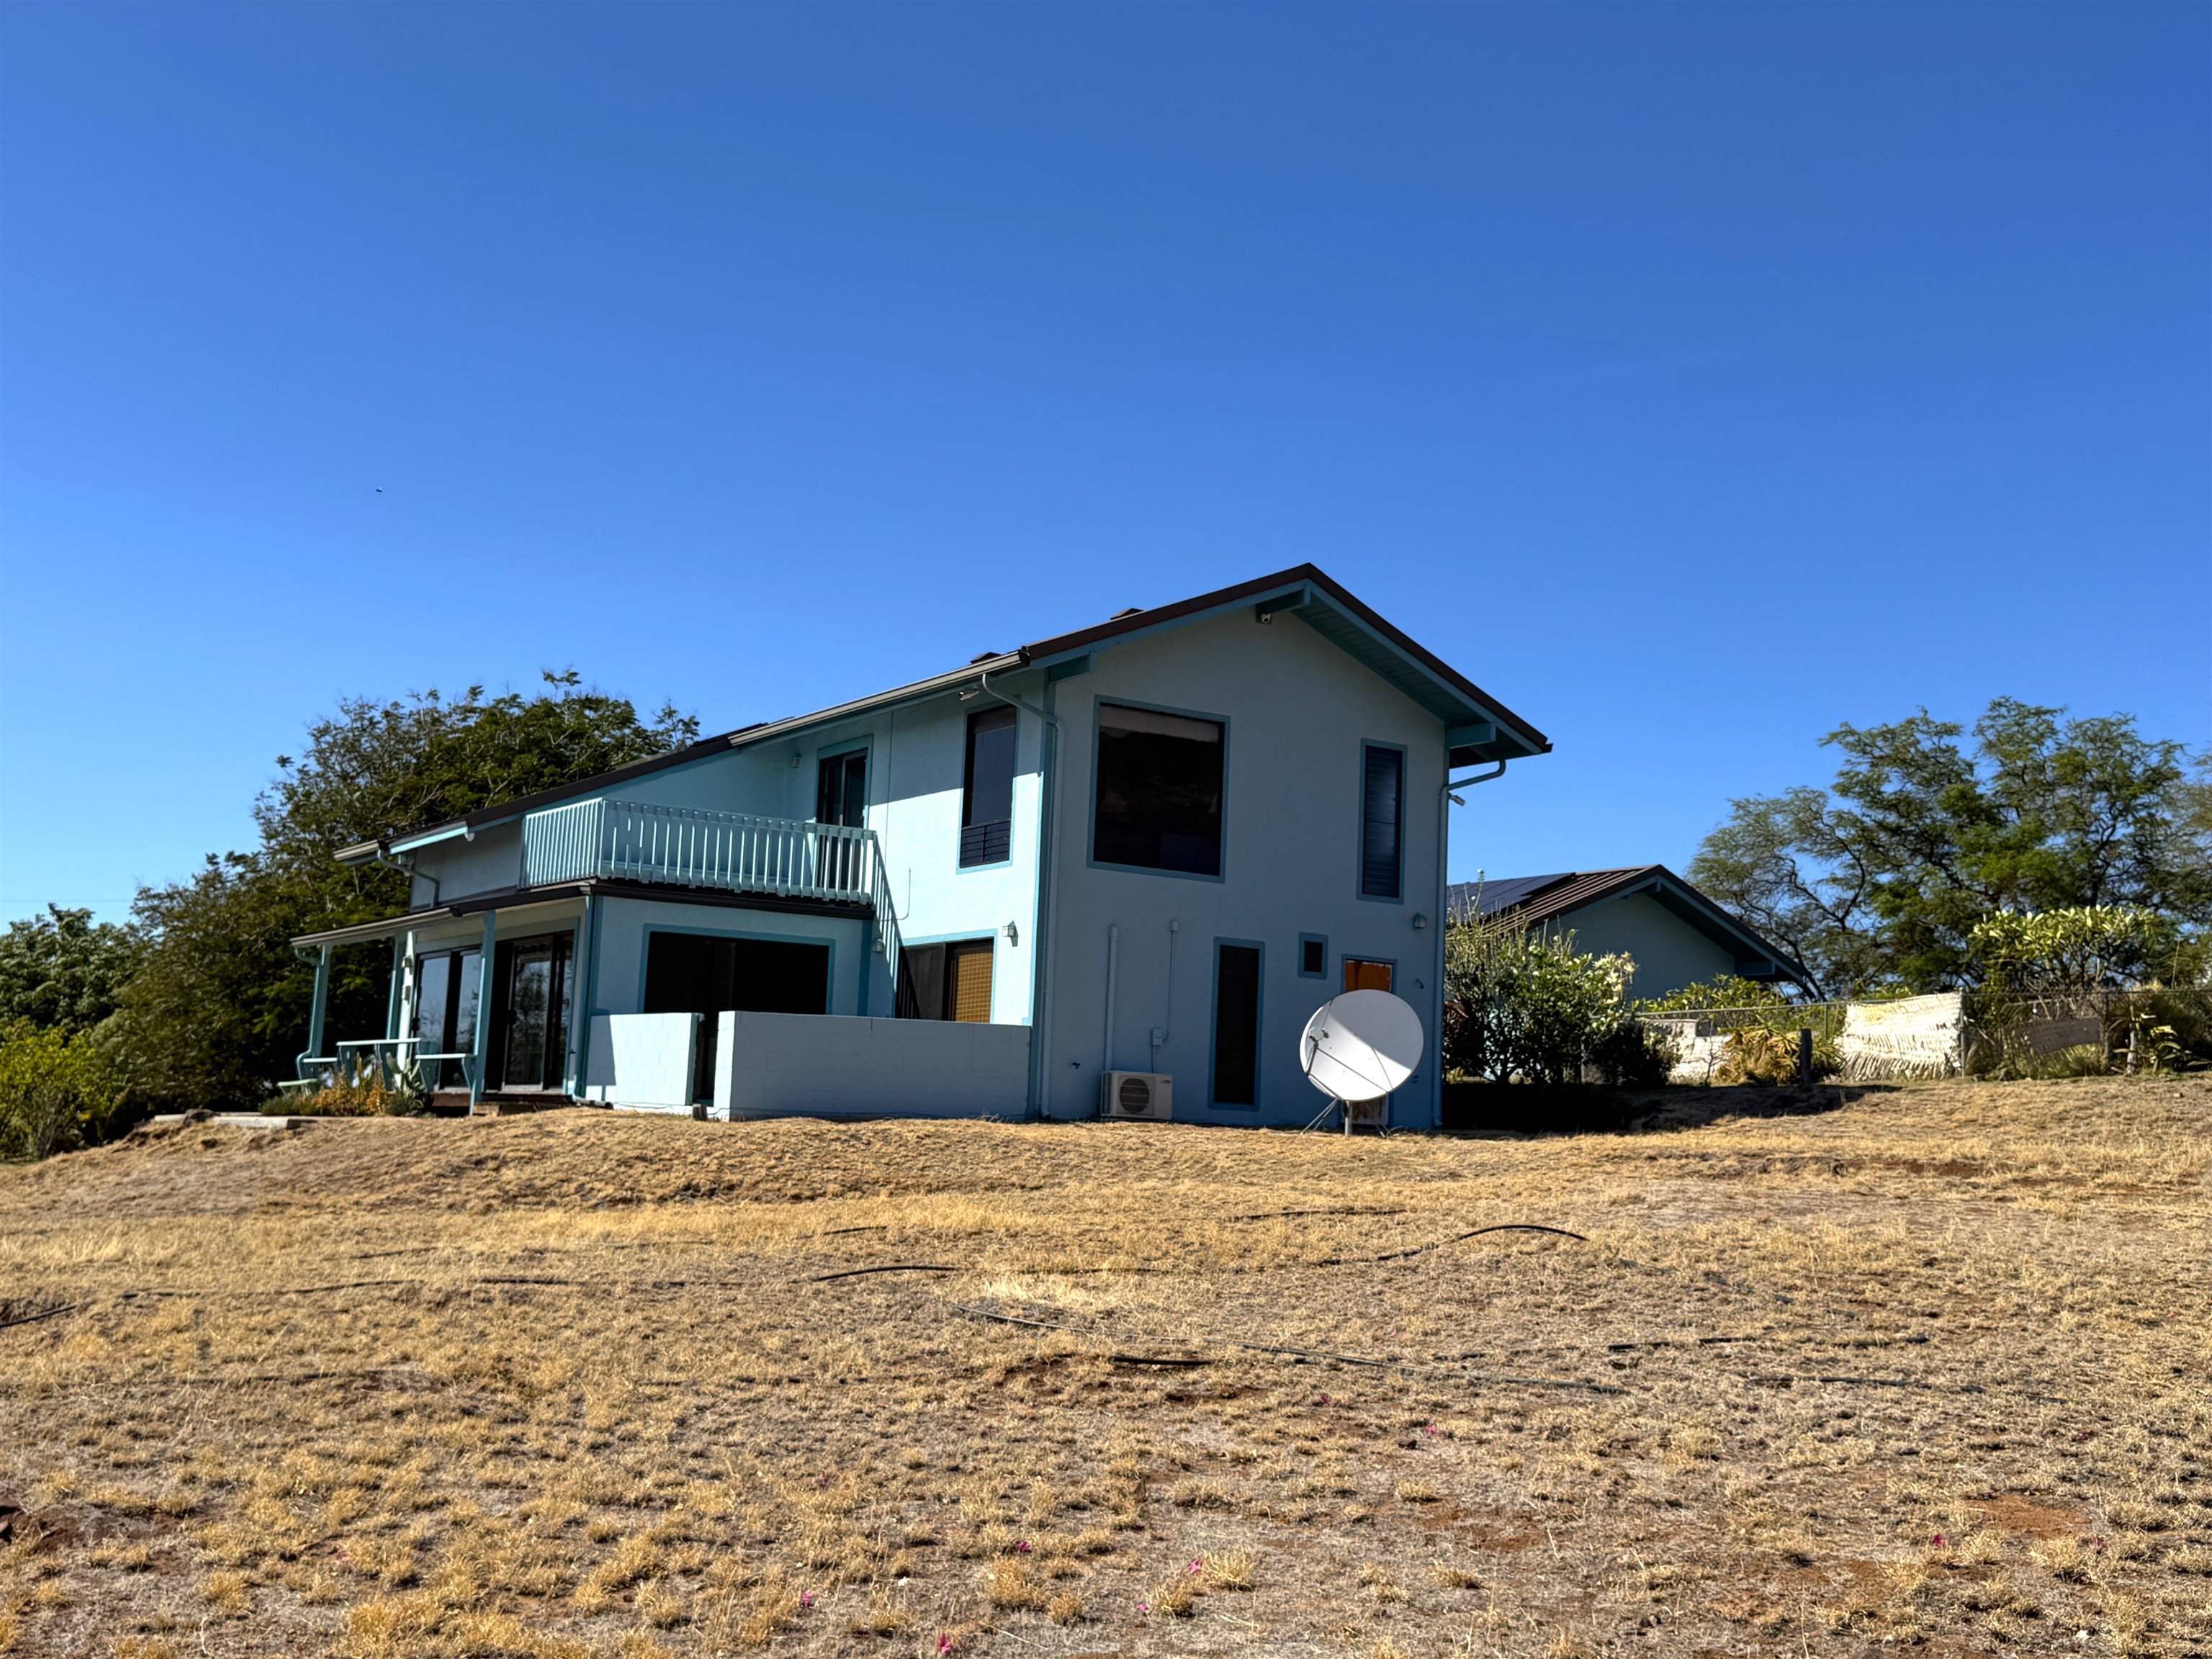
[1,1076,2208,1656]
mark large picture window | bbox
[1092,703,1224,876]
[961,706,1017,868]
[1359,743,1403,900]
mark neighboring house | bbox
[292,566,1549,1128]
[1444,867,1802,1001]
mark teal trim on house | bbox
[1083,693,1232,886]
[1355,738,1409,906]
[1297,932,1329,979]
[634,922,840,1019]
[468,912,497,1109]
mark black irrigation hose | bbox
[936,1296,1624,1393]
[808,1264,957,1282]
[1330,1222,1589,1266]
[0,1303,78,1334]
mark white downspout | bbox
[1102,923,1120,1092]
[1149,917,1179,1071]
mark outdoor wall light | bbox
[1004,921,1020,946]
[1411,912,1427,930]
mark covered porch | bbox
[292,798,906,1112]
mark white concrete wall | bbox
[1039,609,1450,1128]
[583,1012,700,1111]
[712,1010,1032,1119]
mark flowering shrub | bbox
[1442,922,1639,1084]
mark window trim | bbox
[958,705,1019,873]
[1207,936,1266,1112]
[1339,954,1397,992]
[894,930,1001,1022]
[811,737,872,828]
[636,924,838,1019]
[1085,695,1231,885]
[1357,739,1408,904]
[1296,932,1329,981]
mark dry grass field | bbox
[1,1078,2208,1659]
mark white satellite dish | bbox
[1300,989,1424,1132]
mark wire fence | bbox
[1634,985,2211,1084]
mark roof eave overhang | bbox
[1027,567,1550,761]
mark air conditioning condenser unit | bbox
[1101,1071,1172,1120]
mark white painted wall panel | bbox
[583,1012,699,1111]
[712,1012,1031,1120]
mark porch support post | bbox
[469,909,498,1112]
[385,936,405,1041]
[304,944,332,1077]
[566,895,597,1100]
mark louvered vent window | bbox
[1360,745,1403,900]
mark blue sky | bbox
[3,2,2206,923]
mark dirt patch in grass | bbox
[2,1076,2208,1657]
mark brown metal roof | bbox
[1446,865,1805,983]
[369,565,1547,855]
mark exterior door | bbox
[493,935,571,1092]
[815,750,867,891]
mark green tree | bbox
[1691,700,2211,995]
[0,905,143,1031]
[0,1019,126,1161]
[1967,906,2180,999]
[119,674,696,1110]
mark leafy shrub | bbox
[1713,1025,1839,1087]
[1444,922,1637,1085]
[282,1061,425,1118]
[1635,976,1792,1015]
[1587,1020,1677,1089]
[0,1019,127,1160]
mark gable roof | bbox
[368,565,1548,859]
[1445,866,1804,984]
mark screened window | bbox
[1212,943,1262,1106]
[1093,704,1224,876]
[896,938,995,1022]
[1359,745,1403,899]
[961,706,1017,867]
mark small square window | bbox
[1297,934,1328,979]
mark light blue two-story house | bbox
[291,566,1550,1128]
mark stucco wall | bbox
[583,1012,700,1111]
[1038,610,1449,1128]
[1555,891,1741,1001]
[410,822,524,905]
[711,1010,1032,1119]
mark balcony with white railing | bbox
[521,797,904,975]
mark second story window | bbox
[1360,743,1403,900]
[961,706,1017,867]
[1094,703,1224,876]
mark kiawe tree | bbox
[120,673,698,1110]
[1690,698,2210,997]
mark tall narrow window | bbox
[1360,745,1403,899]
[1094,703,1224,876]
[961,706,1017,867]
[1211,943,1262,1107]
